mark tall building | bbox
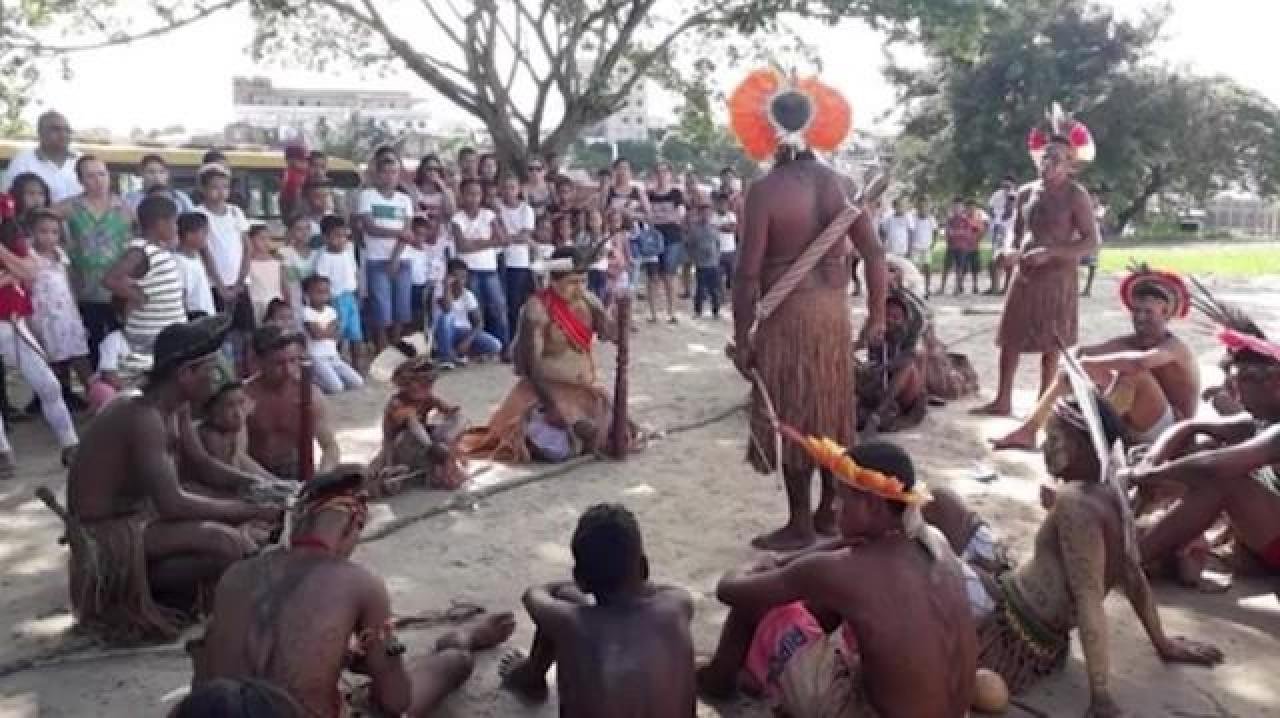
[231,76,432,147]
[583,74,651,143]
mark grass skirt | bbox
[69,514,186,643]
[996,266,1078,353]
[976,574,1069,694]
[748,287,855,475]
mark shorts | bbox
[366,260,413,327]
[214,290,256,333]
[945,248,980,273]
[650,224,684,276]
[745,602,827,700]
[332,290,363,343]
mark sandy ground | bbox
[1,273,1278,717]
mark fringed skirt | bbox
[458,378,618,463]
[748,287,855,475]
[70,514,187,644]
[996,265,1078,353]
[976,575,1069,694]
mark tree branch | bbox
[8,0,243,55]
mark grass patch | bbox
[1097,245,1280,277]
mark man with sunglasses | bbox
[1125,331,1280,578]
[65,315,282,643]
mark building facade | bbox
[583,77,651,143]
[231,76,432,148]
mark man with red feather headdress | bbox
[972,104,1101,418]
[990,262,1200,452]
[727,68,889,550]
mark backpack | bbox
[631,224,664,260]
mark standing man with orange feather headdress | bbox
[973,105,1101,418]
[728,69,888,550]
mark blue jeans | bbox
[694,266,722,316]
[433,315,502,361]
[504,267,535,334]
[467,269,509,348]
[366,260,413,328]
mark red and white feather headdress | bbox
[1027,103,1095,165]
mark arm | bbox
[102,248,148,308]
[1122,553,1224,666]
[313,392,341,473]
[1144,414,1256,466]
[1011,188,1030,252]
[513,300,562,420]
[731,182,768,368]
[716,552,823,615]
[359,575,413,716]
[1053,494,1117,714]
[851,211,888,344]
[234,234,251,289]
[1080,346,1177,375]
[1133,422,1280,489]
[199,245,228,298]
[522,580,584,636]
[179,410,259,492]
[134,410,273,523]
[0,244,37,283]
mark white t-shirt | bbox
[175,251,216,315]
[97,330,130,373]
[909,215,936,255]
[988,188,1016,228]
[357,188,413,261]
[312,246,359,295]
[421,236,453,283]
[437,287,479,330]
[302,304,340,358]
[498,202,537,269]
[1,148,82,202]
[197,204,250,286]
[880,214,913,257]
[712,210,737,254]
[452,209,499,272]
[401,243,426,285]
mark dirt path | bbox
[1,275,1277,717]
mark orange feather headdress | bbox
[778,424,931,506]
[728,68,853,161]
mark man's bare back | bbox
[195,550,377,718]
[68,396,168,519]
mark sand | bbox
[1,274,1278,717]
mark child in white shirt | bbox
[301,275,364,395]
[711,192,738,290]
[311,215,362,369]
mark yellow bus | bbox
[0,140,362,228]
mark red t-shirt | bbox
[0,235,33,319]
[946,214,979,252]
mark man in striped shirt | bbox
[103,195,188,375]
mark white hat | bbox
[369,332,432,383]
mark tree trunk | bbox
[1113,165,1165,233]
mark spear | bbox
[298,359,315,483]
[609,295,631,459]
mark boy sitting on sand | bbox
[502,503,696,717]
[369,354,466,494]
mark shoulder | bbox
[522,294,550,322]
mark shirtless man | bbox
[698,441,975,717]
[1125,333,1280,577]
[501,503,696,716]
[245,324,341,479]
[461,246,633,462]
[973,116,1100,417]
[192,466,515,717]
[732,80,887,550]
[855,289,928,433]
[65,315,280,642]
[992,267,1198,450]
[977,395,1222,716]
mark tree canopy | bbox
[888,0,1280,229]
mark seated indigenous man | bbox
[65,315,282,642]
[188,379,296,505]
[461,246,634,462]
[977,395,1222,717]
[245,325,341,479]
[1125,329,1280,578]
[698,440,978,718]
[191,466,516,718]
[855,288,928,433]
[368,354,466,493]
[992,266,1198,452]
[501,503,696,717]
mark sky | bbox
[24,0,1280,139]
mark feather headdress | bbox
[1119,260,1190,319]
[1027,103,1095,166]
[728,68,852,161]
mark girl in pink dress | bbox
[28,211,92,396]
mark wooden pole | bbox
[299,360,315,483]
[609,296,631,459]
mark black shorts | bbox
[945,248,981,273]
[214,290,256,332]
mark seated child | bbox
[262,298,295,327]
[369,354,466,494]
[86,314,131,414]
[301,275,364,395]
[191,380,295,505]
[501,503,696,717]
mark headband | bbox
[729,68,852,161]
[391,354,438,388]
[779,424,930,505]
[1027,103,1095,165]
[1218,328,1280,365]
[1118,262,1190,319]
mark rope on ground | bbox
[359,401,748,544]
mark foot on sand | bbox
[751,524,816,552]
[501,650,550,703]
[437,612,516,653]
[969,401,1012,417]
[988,425,1039,452]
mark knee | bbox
[205,523,255,563]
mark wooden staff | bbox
[298,359,315,483]
[609,295,631,459]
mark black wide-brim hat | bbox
[152,313,233,378]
